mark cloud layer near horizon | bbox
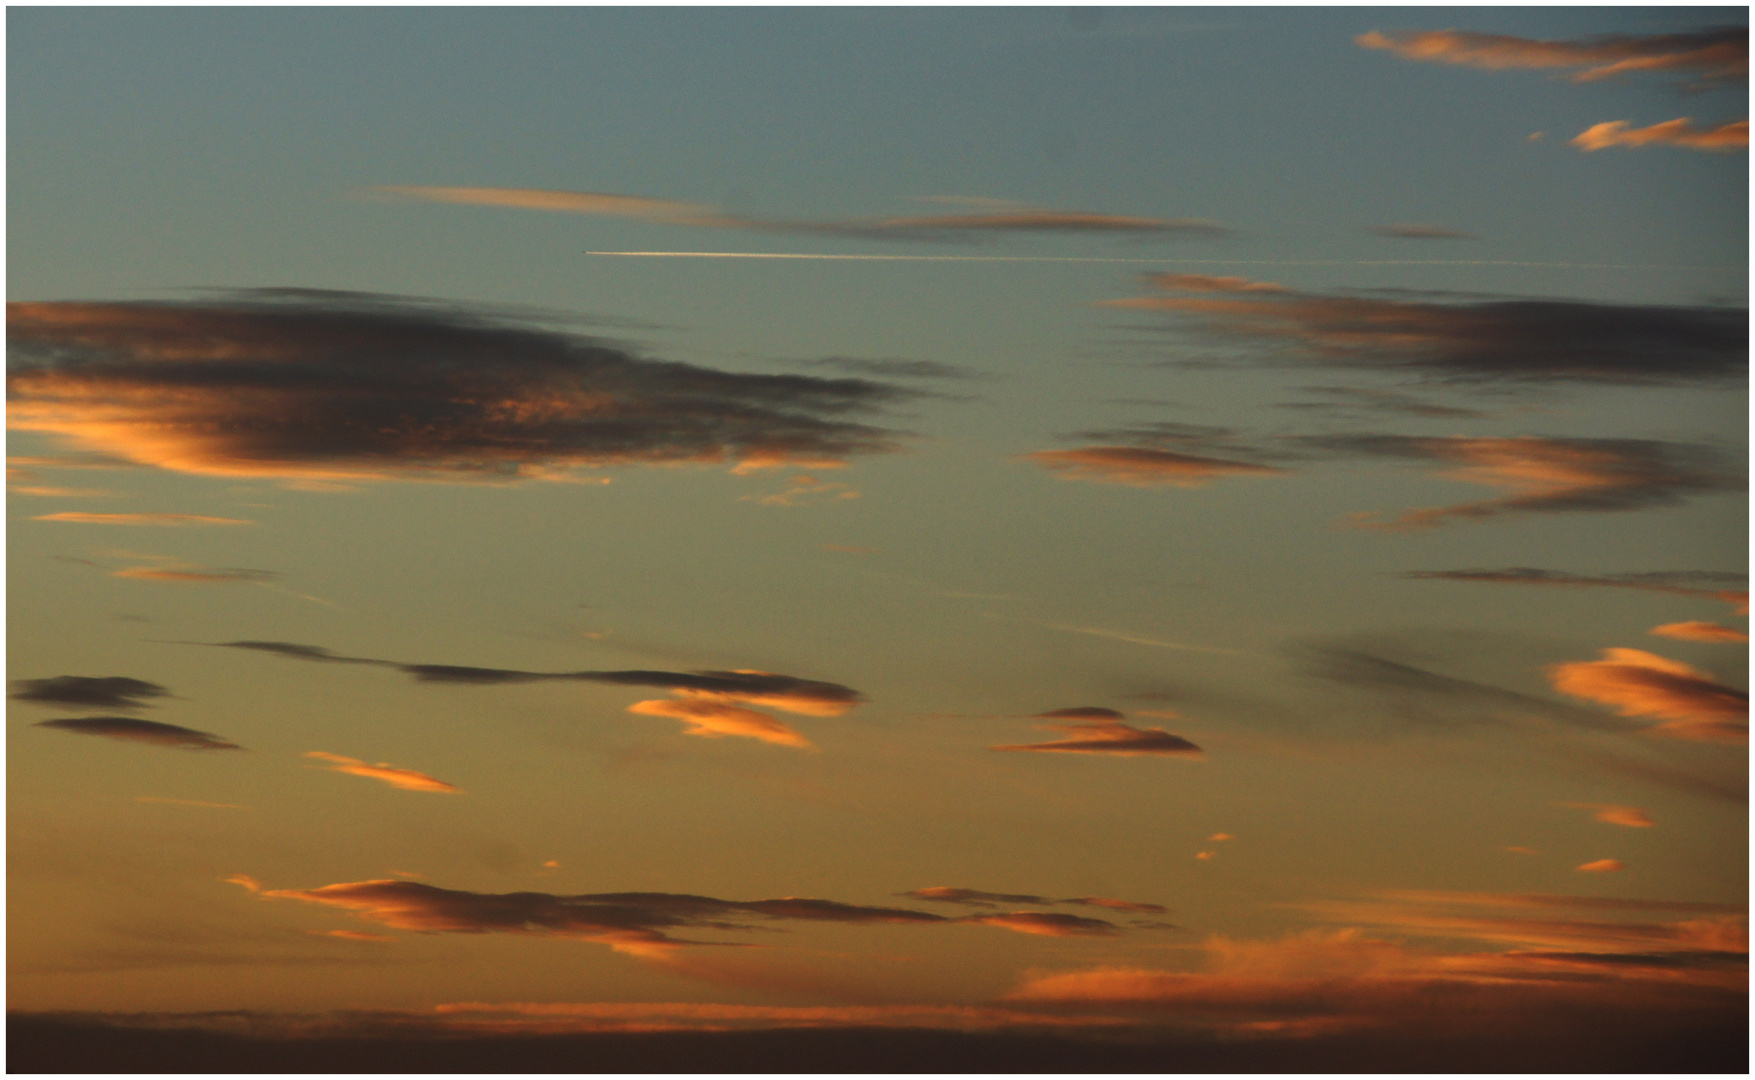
[8,290,912,483]
[1105,274,1747,385]
[369,186,1229,241]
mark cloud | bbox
[1295,435,1741,530]
[34,717,241,751]
[369,186,1230,240]
[991,718,1204,757]
[1036,707,1127,721]
[312,930,396,942]
[1576,859,1626,873]
[1025,447,1284,488]
[1560,803,1654,828]
[1064,898,1170,915]
[1103,275,1748,384]
[1652,621,1749,644]
[303,752,462,793]
[113,565,279,584]
[1355,27,1748,88]
[902,887,1053,906]
[245,878,1139,953]
[958,912,1119,937]
[10,675,169,710]
[1547,649,1748,743]
[801,357,985,381]
[29,513,252,526]
[7,290,912,484]
[1367,224,1477,240]
[626,699,813,748]
[1400,568,1749,613]
[1275,386,1489,420]
[1573,118,1748,152]
[1208,833,1235,842]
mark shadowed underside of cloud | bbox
[368,186,1230,240]
[991,718,1203,757]
[1547,648,1748,743]
[303,752,461,793]
[1573,118,1749,152]
[35,717,240,751]
[1355,27,1748,87]
[1401,567,1749,613]
[10,675,168,710]
[245,878,1120,951]
[1295,435,1741,530]
[7,291,911,483]
[1104,273,1748,384]
[1652,621,1749,644]
[903,887,1169,916]
[1560,802,1655,828]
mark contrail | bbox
[586,251,1739,271]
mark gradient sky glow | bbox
[7,6,1748,1068]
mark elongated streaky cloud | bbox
[113,565,278,584]
[245,878,1120,953]
[10,675,168,710]
[991,718,1203,757]
[7,290,911,483]
[1548,649,1748,744]
[1401,568,1749,614]
[1573,118,1748,152]
[1104,274,1747,384]
[370,186,1229,240]
[1295,435,1741,530]
[626,698,813,748]
[30,512,252,526]
[35,717,241,751]
[1652,621,1749,644]
[1356,27,1747,87]
[1027,447,1284,488]
[903,887,1168,916]
[1560,803,1655,828]
[1576,859,1627,873]
[304,752,462,793]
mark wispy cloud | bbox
[1026,447,1284,488]
[626,698,813,748]
[1296,435,1741,530]
[10,676,169,710]
[35,717,241,751]
[958,912,1119,937]
[903,887,1168,916]
[1356,27,1747,88]
[113,565,279,584]
[1559,803,1654,828]
[1572,118,1748,152]
[1104,275,1747,384]
[1651,621,1749,644]
[800,357,985,381]
[304,752,462,793]
[30,513,252,526]
[8,291,913,484]
[1548,649,1748,743]
[1576,859,1627,873]
[1401,567,1750,614]
[369,186,1229,241]
[991,714,1204,757]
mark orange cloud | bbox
[626,698,813,748]
[7,293,909,483]
[303,752,462,793]
[1572,118,1748,152]
[1025,447,1283,488]
[1208,833,1235,842]
[1560,803,1654,828]
[1143,273,1287,293]
[1547,648,1748,743]
[1402,568,1749,614]
[312,929,396,942]
[30,512,252,526]
[1651,621,1748,644]
[1356,28,1747,86]
[991,717,1203,757]
[1577,859,1626,873]
[113,565,278,584]
[959,912,1118,937]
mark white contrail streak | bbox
[585,251,1737,271]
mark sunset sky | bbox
[7,6,1747,1067]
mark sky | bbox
[6,6,1749,1069]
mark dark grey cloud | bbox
[1367,224,1477,240]
[1036,707,1128,721]
[35,717,241,751]
[207,640,864,714]
[1105,276,1747,384]
[258,879,1119,945]
[10,676,169,710]
[1401,568,1749,611]
[991,718,1204,756]
[801,357,986,381]
[1274,386,1489,420]
[8,290,915,483]
[904,888,1170,917]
